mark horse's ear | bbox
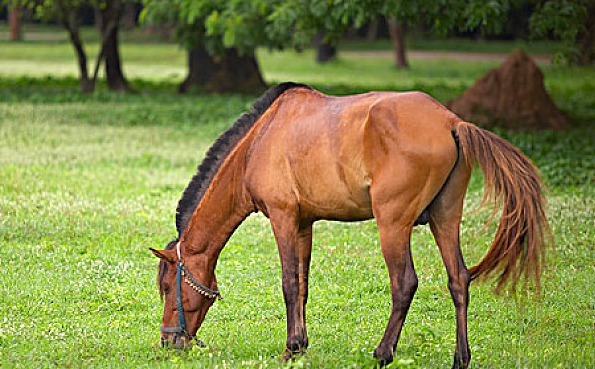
[150,248,176,263]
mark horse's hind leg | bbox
[429,161,472,369]
[269,207,313,359]
[370,189,419,365]
[373,223,417,366]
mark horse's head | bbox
[151,241,220,349]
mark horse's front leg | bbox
[269,209,313,359]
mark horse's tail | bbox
[455,122,550,291]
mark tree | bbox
[314,32,337,63]
[387,19,408,68]
[531,0,594,65]
[142,0,590,94]
[20,0,131,92]
[266,0,515,69]
[8,4,22,41]
[142,0,267,93]
[143,0,392,90]
[96,0,131,91]
[140,0,521,91]
[381,0,514,69]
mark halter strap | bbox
[175,261,187,332]
[180,265,221,299]
[160,242,221,338]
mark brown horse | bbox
[150,82,549,368]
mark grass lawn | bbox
[0,27,594,368]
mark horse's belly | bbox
[305,202,374,222]
[296,181,373,221]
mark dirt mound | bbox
[449,49,568,130]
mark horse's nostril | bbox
[169,334,187,349]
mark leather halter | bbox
[160,242,221,339]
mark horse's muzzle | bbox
[160,333,192,350]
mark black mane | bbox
[174,82,312,238]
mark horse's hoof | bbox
[452,357,469,369]
[452,351,470,369]
[281,345,307,362]
[281,349,294,362]
[373,348,393,367]
[281,348,304,362]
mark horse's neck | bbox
[180,149,254,257]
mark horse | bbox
[150,82,549,368]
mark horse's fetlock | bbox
[452,347,471,369]
[287,336,307,354]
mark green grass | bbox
[0,29,594,368]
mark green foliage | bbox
[142,0,275,53]
[380,0,512,34]
[265,0,519,48]
[4,0,136,24]
[530,0,592,65]
[141,0,525,56]
[139,0,594,71]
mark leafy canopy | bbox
[142,0,517,54]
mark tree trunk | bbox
[103,27,130,91]
[178,45,217,93]
[66,24,95,93]
[388,18,408,69]
[97,0,130,92]
[576,3,595,66]
[60,8,95,93]
[8,6,22,41]
[366,18,379,41]
[314,32,337,63]
[120,3,139,30]
[179,46,266,94]
[221,49,267,93]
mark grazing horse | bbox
[150,82,549,368]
